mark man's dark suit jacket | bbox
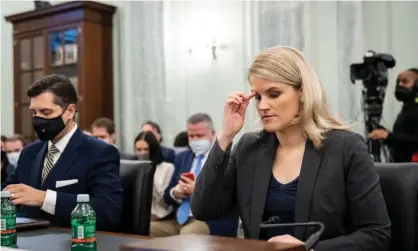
[4,129,123,231]
[164,149,239,237]
[161,145,175,164]
[191,130,391,251]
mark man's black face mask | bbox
[395,85,415,103]
[32,107,69,141]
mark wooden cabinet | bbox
[5,1,116,141]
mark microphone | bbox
[260,216,325,251]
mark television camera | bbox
[350,51,396,162]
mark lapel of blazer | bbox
[293,139,323,240]
[30,142,48,189]
[42,129,84,189]
[250,131,277,237]
[185,151,194,173]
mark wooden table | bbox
[17,227,149,251]
[120,235,305,251]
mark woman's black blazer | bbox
[191,129,391,251]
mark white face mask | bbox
[189,139,211,155]
[174,147,189,154]
[7,151,21,167]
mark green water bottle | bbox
[71,194,96,251]
[1,191,17,248]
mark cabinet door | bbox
[15,34,46,141]
[49,27,80,124]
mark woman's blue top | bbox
[259,173,298,240]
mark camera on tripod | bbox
[350,51,396,162]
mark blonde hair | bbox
[249,46,351,148]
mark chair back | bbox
[119,152,138,160]
[375,162,418,251]
[119,160,156,236]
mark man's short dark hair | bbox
[92,117,115,135]
[142,120,162,135]
[5,134,26,145]
[408,68,418,75]
[1,135,7,142]
[142,120,163,142]
[26,74,78,109]
[187,113,214,131]
[173,131,189,147]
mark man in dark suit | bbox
[3,75,123,231]
[91,117,136,160]
[150,113,238,237]
[142,120,176,163]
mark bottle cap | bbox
[77,194,90,203]
[1,191,11,198]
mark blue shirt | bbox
[259,173,298,240]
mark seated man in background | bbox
[4,135,25,168]
[91,117,116,144]
[1,150,14,188]
[3,75,123,231]
[1,135,7,151]
[173,131,189,154]
[142,121,176,163]
[150,113,238,237]
[91,117,136,160]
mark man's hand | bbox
[179,176,195,196]
[369,129,389,140]
[4,184,46,207]
[173,183,187,200]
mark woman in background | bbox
[134,131,175,220]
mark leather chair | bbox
[119,160,156,236]
[119,152,137,160]
[375,162,418,251]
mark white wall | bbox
[1,1,417,147]
[163,1,254,144]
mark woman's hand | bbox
[218,91,256,150]
[268,235,310,249]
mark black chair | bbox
[375,162,418,251]
[119,159,156,236]
[119,152,138,160]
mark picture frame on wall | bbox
[52,45,64,66]
[64,44,78,64]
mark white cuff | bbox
[41,189,57,215]
[170,188,182,204]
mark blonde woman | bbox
[191,46,390,250]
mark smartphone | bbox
[181,172,195,181]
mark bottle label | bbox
[0,216,16,234]
[72,223,96,243]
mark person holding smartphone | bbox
[190,46,391,251]
[150,113,238,237]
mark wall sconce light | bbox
[186,39,226,61]
[208,39,227,60]
[210,40,218,60]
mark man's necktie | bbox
[176,154,204,225]
[41,144,59,184]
